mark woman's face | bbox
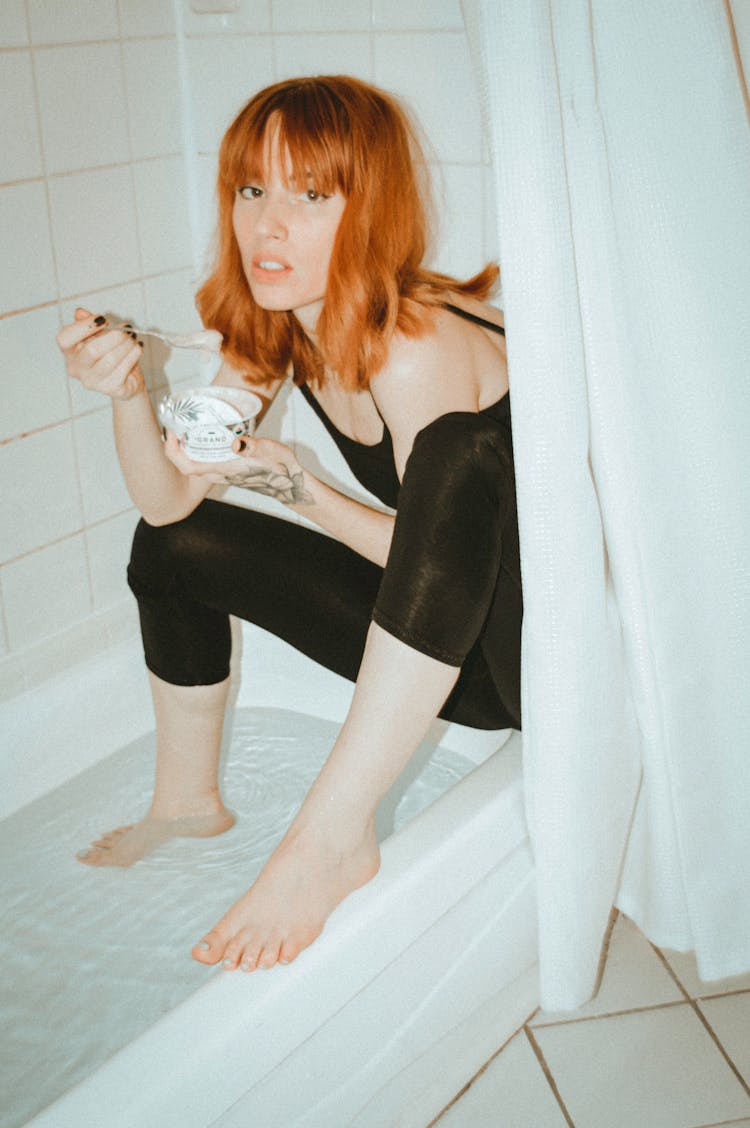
[232,127,347,334]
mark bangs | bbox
[220,80,357,196]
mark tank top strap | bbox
[443,302,505,335]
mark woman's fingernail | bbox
[77,849,90,858]
[93,315,106,326]
[197,940,210,951]
[222,958,234,969]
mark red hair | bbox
[196,75,498,390]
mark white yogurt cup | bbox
[158,386,263,462]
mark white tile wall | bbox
[0,424,83,562]
[187,37,275,153]
[271,0,370,33]
[194,153,220,271]
[34,44,129,175]
[182,0,272,37]
[27,0,119,45]
[119,0,176,38]
[2,535,92,650]
[1,0,492,686]
[274,33,373,81]
[0,181,57,312]
[48,166,141,295]
[85,510,140,609]
[73,409,132,523]
[373,33,482,163]
[0,51,43,183]
[0,0,28,47]
[122,39,182,160]
[429,162,488,279]
[372,0,464,31]
[0,305,70,441]
[133,157,192,275]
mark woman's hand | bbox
[164,432,313,505]
[56,307,145,401]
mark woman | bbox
[57,75,521,974]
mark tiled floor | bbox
[433,913,750,1127]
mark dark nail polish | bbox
[128,331,137,340]
[94,315,106,326]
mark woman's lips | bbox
[251,255,292,282]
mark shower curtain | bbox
[462,0,750,1010]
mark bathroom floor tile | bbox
[532,1004,750,1128]
[659,947,750,999]
[698,993,750,1084]
[531,912,684,1026]
[437,1029,569,1127]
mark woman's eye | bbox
[238,185,263,200]
[303,188,329,203]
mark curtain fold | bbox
[463,0,750,1010]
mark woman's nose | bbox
[256,198,288,238]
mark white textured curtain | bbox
[462,0,750,1010]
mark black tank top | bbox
[298,303,508,509]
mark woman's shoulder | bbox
[370,290,508,431]
[441,290,505,332]
[378,292,504,379]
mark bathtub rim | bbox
[26,731,529,1128]
[1,623,509,822]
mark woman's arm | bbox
[57,308,284,526]
[369,322,481,480]
[214,434,395,567]
[212,307,502,564]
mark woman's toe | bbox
[238,944,263,973]
[258,939,282,970]
[278,938,301,966]
[222,933,253,970]
[192,927,231,965]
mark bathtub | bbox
[3,392,537,1127]
[2,620,537,1128]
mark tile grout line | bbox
[524,1024,577,1127]
[690,1001,750,1100]
[685,1114,748,1123]
[426,1013,540,1126]
[531,996,692,1029]
[650,945,750,1100]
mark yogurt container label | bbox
[159,386,263,462]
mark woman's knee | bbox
[402,411,512,504]
[127,507,210,598]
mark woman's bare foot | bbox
[77,808,235,867]
[191,812,380,971]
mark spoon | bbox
[103,323,223,353]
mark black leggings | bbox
[127,412,522,731]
